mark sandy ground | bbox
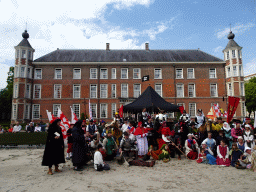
[0,147,256,192]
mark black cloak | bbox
[42,119,65,166]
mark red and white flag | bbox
[70,106,78,124]
[46,110,56,124]
[57,108,70,139]
[214,104,221,117]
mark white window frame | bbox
[34,68,42,79]
[90,84,97,98]
[189,103,196,117]
[187,68,195,79]
[227,83,232,96]
[227,67,231,77]
[73,104,80,119]
[21,50,26,58]
[24,104,30,120]
[111,84,116,98]
[90,68,97,79]
[233,66,238,76]
[111,68,116,79]
[13,84,19,98]
[176,84,184,98]
[210,84,218,97]
[133,68,141,79]
[239,65,243,76]
[241,102,246,118]
[54,68,62,79]
[25,84,31,99]
[91,103,97,119]
[133,84,141,98]
[121,68,128,79]
[176,68,183,79]
[12,104,17,119]
[20,66,25,78]
[33,84,41,99]
[73,84,81,99]
[100,104,108,118]
[188,84,195,97]
[209,68,217,79]
[16,49,20,58]
[32,104,40,119]
[232,50,236,58]
[121,84,128,98]
[53,104,61,117]
[111,103,116,118]
[54,84,62,99]
[240,82,245,96]
[154,68,162,79]
[155,83,162,97]
[100,84,108,98]
[226,51,230,60]
[100,68,108,79]
[73,68,81,79]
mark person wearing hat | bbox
[211,117,223,140]
[97,120,105,137]
[185,133,199,160]
[114,112,121,124]
[179,110,191,124]
[102,130,118,161]
[158,122,175,149]
[134,122,149,156]
[195,109,205,129]
[243,124,255,148]
[221,122,233,149]
[188,121,197,135]
[66,123,74,160]
[243,117,254,130]
[231,121,243,143]
[237,147,253,169]
[237,136,245,153]
[86,119,98,139]
[121,118,129,133]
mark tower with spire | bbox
[12,30,35,123]
[223,30,246,118]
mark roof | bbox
[123,86,180,113]
[34,49,223,63]
[224,39,241,50]
[17,38,33,48]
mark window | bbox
[189,103,196,117]
[13,84,18,98]
[155,84,162,97]
[188,84,195,97]
[240,82,245,96]
[232,50,236,58]
[34,68,42,79]
[111,68,116,79]
[24,104,30,120]
[176,84,184,98]
[238,50,241,58]
[27,68,31,78]
[226,51,230,60]
[233,66,238,76]
[121,68,128,79]
[55,69,62,79]
[90,68,97,79]
[91,104,97,119]
[12,104,17,119]
[32,104,40,119]
[227,67,231,77]
[73,68,81,79]
[16,50,20,58]
[111,84,116,98]
[187,68,194,79]
[209,68,216,79]
[100,84,108,98]
[90,85,97,98]
[134,84,141,98]
[28,51,31,60]
[210,84,218,97]
[100,104,108,118]
[176,69,183,79]
[228,83,232,96]
[22,50,26,58]
[241,102,246,117]
[73,104,80,119]
[133,68,141,79]
[177,103,185,109]
[154,68,162,79]
[34,84,41,99]
[121,84,128,98]
[20,67,25,77]
[53,104,61,117]
[54,84,62,99]
[25,84,31,98]
[239,66,242,76]
[73,84,81,98]
[100,69,108,79]
[112,103,116,118]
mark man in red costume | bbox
[158,122,175,149]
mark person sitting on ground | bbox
[230,143,243,167]
[94,144,110,171]
[185,133,199,160]
[237,136,245,153]
[201,143,216,165]
[243,124,254,148]
[34,123,41,132]
[13,122,22,133]
[197,147,207,164]
[202,132,216,153]
[119,132,137,160]
[216,140,230,166]
[237,147,253,169]
[103,131,117,161]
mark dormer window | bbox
[232,50,235,58]
[226,51,230,60]
[22,50,26,58]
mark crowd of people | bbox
[41,109,256,175]
[0,121,49,133]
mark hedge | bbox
[0,132,48,145]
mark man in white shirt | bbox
[13,122,22,133]
[121,119,129,132]
[94,144,110,171]
[34,124,41,132]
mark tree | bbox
[245,77,256,117]
[0,67,14,121]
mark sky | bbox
[0,0,255,89]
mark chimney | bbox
[106,43,110,51]
[145,43,149,51]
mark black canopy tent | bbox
[123,86,180,113]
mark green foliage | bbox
[80,113,85,120]
[245,77,256,117]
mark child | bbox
[216,140,231,166]
[66,124,74,160]
[197,147,207,164]
[230,143,243,167]
[94,144,110,171]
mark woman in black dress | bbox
[42,119,65,175]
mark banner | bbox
[57,108,70,139]
[119,105,124,118]
[179,106,184,114]
[70,106,78,124]
[227,96,240,123]
[89,99,92,120]
[46,110,56,124]
[206,106,216,120]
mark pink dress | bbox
[216,145,231,166]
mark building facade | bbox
[11,30,246,123]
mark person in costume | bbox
[121,118,129,132]
[222,122,232,149]
[195,109,205,129]
[202,132,216,152]
[197,147,208,164]
[158,122,174,149]
[201,143,216,165]
[251,145,256,172]
[112,125,123,146]
[179,110,191,124]
[94,144,110,171]
[211,117,223,139]
[231,121,243,142]
[216,130,227,146]
[103,131,117,161]
[66,123,74,160]
[216,140,230,166]
[128,120,136,141]
[42,119,65,175]
[142,108,150,126]
[114,112,122,124]
[243,124,254,148]
[185,133,199,160]
[145,144,170,162]
[243,117,254,130]
[134,121,148,156]
[237,147,253,169]
[86,119,98,139]
[97,120,105,137]
[237,136,245,152]
[230,143,243,167]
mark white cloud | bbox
[213,46,223,53]
[244,58,256,76]
[0,64,10,89]
[216,23,255,39]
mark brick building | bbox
[11,30,246,123]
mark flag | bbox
[227,96,240,123]
[119,105,124,118]
[70,106,78,124]
[57,108,70,139]
[179,106,184,114]
[214,104,221,117]
[254,111,256,128]
[46,110,56,124]
[89,99,92,120]
[206,106,216,120]
[224,111,228,118]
